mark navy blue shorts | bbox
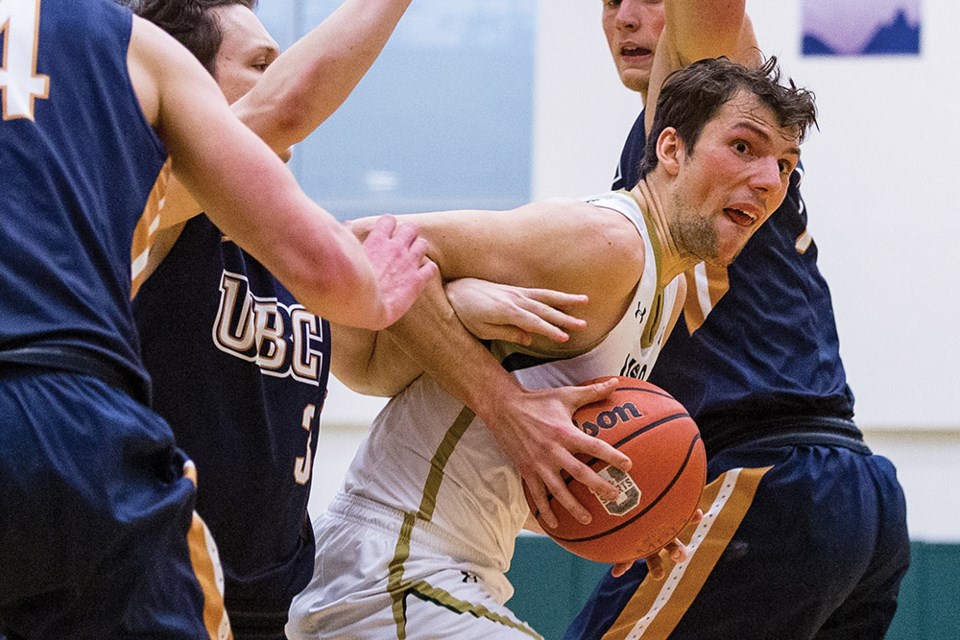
[0,371,228,639]
[564,439,910,640]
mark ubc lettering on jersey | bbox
[133,213,330,612]
[214,270,324,386]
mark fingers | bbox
[662,539,688,563]
[418,257,439,282]
[523,292,589,332]
[611,561,634,578]
[571,377,620,407]
[566,378,631,473]
[527,288,589,309]
[370,213,398,237]
[645,553,667,580]
[525,481,559,530]
[393,220,421,248]
[508,304,573,343]
[543,465,597,526]
[508,291,586,342]
[561,441,620,501]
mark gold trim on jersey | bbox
[617,189,669,349]
[130,159,171,298]
[601,466,771,640]
[681,263,730,334]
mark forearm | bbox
[233,0,412,152]
[664,0,756,65]
[331,322,423,397]
[386,268,525,423]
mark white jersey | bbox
[288,191,680,639]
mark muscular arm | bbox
[340,202,648,524]
[233,0,412,156]
[152,0,412,244]
[646,0,759,130]
[356,199,645,354]
[383,264,630,528]
[129,16,429,329]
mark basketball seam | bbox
[532,412,692,518]
[546,433,703,543]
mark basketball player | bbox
[557,1,912,638]
[129,2,643,634]
[286,56,817,639]
[0,0,432,636]
[130,1,419,636]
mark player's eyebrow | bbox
[249,42,280,58]
[734,121,801,158]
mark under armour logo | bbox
[635,302,647,321]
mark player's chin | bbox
[705,243,745,268]
[715,228,757,265]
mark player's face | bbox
[667,90,800,267]
[211,5,280,105]
[601,0,665,95]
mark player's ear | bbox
[656,128,682,177]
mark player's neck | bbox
[630,180,695,287]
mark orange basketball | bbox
[525,376,706,564]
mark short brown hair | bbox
[125,0,258,76]
[638,56,817,177]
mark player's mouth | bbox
[620,45,653,63]
[723,207,757,227]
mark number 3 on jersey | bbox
[294,403,316,486]
[0,0,50,121]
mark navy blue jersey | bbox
[0,2,230,637]
[0,0,166,391]
[134,214,330,620]
[614,110,856,449]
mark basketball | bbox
[525,376,706,564]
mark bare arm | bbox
[354,199,644,354]
[233,0,412,155]
[129,16,432,329]
[152,0,412,243]
[384,264,630,528]
[646,0,759,130]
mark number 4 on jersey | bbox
[0,0,50,121]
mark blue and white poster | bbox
[802,0,921,56]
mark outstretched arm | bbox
[130,16,432,329]
[645,0,759,130]
[234,0,412,155]
[152,0,413,233]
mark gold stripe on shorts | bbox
[602,466,772,640]
[187,512,232,640]
[407,579,542,639]
[388,406,476,638]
